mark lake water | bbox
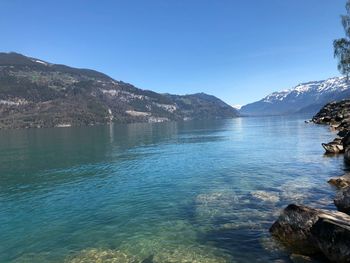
[0,117,345,263]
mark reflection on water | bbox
[0,117,345,262]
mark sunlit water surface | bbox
[0,117,345,262]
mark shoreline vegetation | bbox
[270,100,350,262]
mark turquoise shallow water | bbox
[0,117,345,262]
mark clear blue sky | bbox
[0,0,346,105]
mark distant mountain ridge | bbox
[0,52,238,129]
[240,77,350,116]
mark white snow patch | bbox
[32,59,48,66]
[262,76,350,103]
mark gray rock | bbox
[311,218,350,263]
[338,130,348,138]
[335,187,350,214]
[345,148,350,165]
[270,204,350,262]
[343,132,350,148]
[270,205,321,255]
[322,137,344,154]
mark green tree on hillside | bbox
[334,0,350,80]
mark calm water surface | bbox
[0,117,345,262]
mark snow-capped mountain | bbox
[232,104,242,110]
[240,77,350,116]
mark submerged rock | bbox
[289,254,317,263]
[12,252,53,263]
[65,248,139,263]
[270,204,350,262]
[141,255,154,263]
[194,192,242,219]
[194,191,279,231]
[115,219,233,262]
[334,187,350,214]
[119,235,231,263]
[278,179,313,203]
[260,236,286,254]
[152,246,229,263]
[250,190,280,203]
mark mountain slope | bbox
[240,77,350,116]
[0,52,238,129]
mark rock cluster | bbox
[271,100,350,262]
[312,100,350,128]
[312,100,350,216]
[312,100,350,155]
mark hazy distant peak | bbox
[232,104,242,110]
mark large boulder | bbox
[270,205,321,255]
[311,218,350,263]
[270,204,350,262]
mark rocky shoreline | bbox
[270,100,350,262]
